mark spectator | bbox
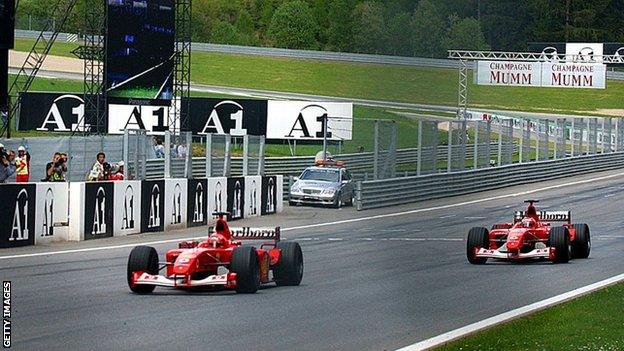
[45,152,67,182]
[0,150,16,183]
[109,161,125,180]
[15,146,31,182]
[177,143,188,159]
[87,152,106,181]
[154,138,165,158]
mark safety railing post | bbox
[164,130,171,179]
[205,134,212,178]
[123,129,130,179]
[447,122,453,173]
[258,136,266,176]
[373,120,379,179]
[473,121,479,169]
[185,131,192,179]
[242,135,249,176]
[417,120,422,176]
[224,134,231,177]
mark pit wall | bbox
[0,176,283,248]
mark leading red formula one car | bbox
[466,200,590,264]
[127,212,303,294]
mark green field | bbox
[11,38,624,115]
[435,283,624,351]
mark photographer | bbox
[0,149,16,183]
[45,152,67,182]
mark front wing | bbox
[475,247,555,260]
[133,272,237,288]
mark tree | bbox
[325,0,354,52]
[386,12,412,56]
[211,21,241,45]
[411,0,446,58]
[267,1,319,49]
[445,17,489,51]
[351,1,386,54]
[480,0,532,51]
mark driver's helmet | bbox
[521,218,535,228]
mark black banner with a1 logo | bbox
[188,98,267,136]
[0,184,36,248]
[141,180,165,232]
[227,177,245,221]
[17,92,96,132]
[261,176,277,215]
[84,182,114,240]
[187,178,208,227]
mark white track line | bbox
[0,171,623,261]
[396,273,624,351]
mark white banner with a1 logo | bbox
[108,103,178,134]
[266,101,353,140]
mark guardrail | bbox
[355,152,624,210]
[13,30,624,80]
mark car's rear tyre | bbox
[274,242,304,286]
[571,223,591,259]
[467,227,489,264]
[231,246,260,293]
[549,226,571,263]
[127,246,159,294]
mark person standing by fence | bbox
[0,149,16,183]
[15,146,31,182]
[87,152,106,181]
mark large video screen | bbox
[106,0,175,100]
[0,0,16,49]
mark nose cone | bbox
[174,255,195,274]
[506,230,525,250]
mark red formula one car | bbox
[127,212,303,294]
[466,200,591,264]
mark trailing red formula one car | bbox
[127,212,303,294]
[466,200,590,264]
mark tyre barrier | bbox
[0,175,283,248]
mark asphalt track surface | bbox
[3,169,624,351]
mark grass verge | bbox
[434,282,624,351]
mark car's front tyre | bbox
[127,246,159,294]
[467,227,489,264]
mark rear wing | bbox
[209,227,281,241]
[514,211,571,223]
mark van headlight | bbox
[322,188,336,195]
[291,185,301,193]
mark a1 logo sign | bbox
[108,104,176,134]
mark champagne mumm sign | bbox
[475,61,606,89]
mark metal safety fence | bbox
[356,152,624,210]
